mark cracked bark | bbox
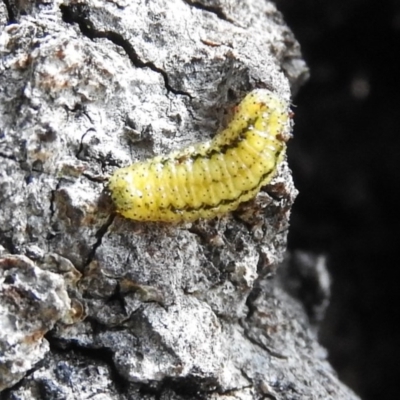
[0,0,359,399]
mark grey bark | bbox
[0,0,358,399]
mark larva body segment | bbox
[109,89,292,222]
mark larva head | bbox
[234,89,292,142]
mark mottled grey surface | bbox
[0,0,358,399]
[0,255,74,391]
[0,2,6,28]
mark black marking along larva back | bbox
[108,89,292,222]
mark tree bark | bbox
[0,0,358,399]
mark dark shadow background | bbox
[276,0,400,399]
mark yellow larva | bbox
[108,89,292,222]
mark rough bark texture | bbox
[0,0,358,399]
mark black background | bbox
[277,0,400,399]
